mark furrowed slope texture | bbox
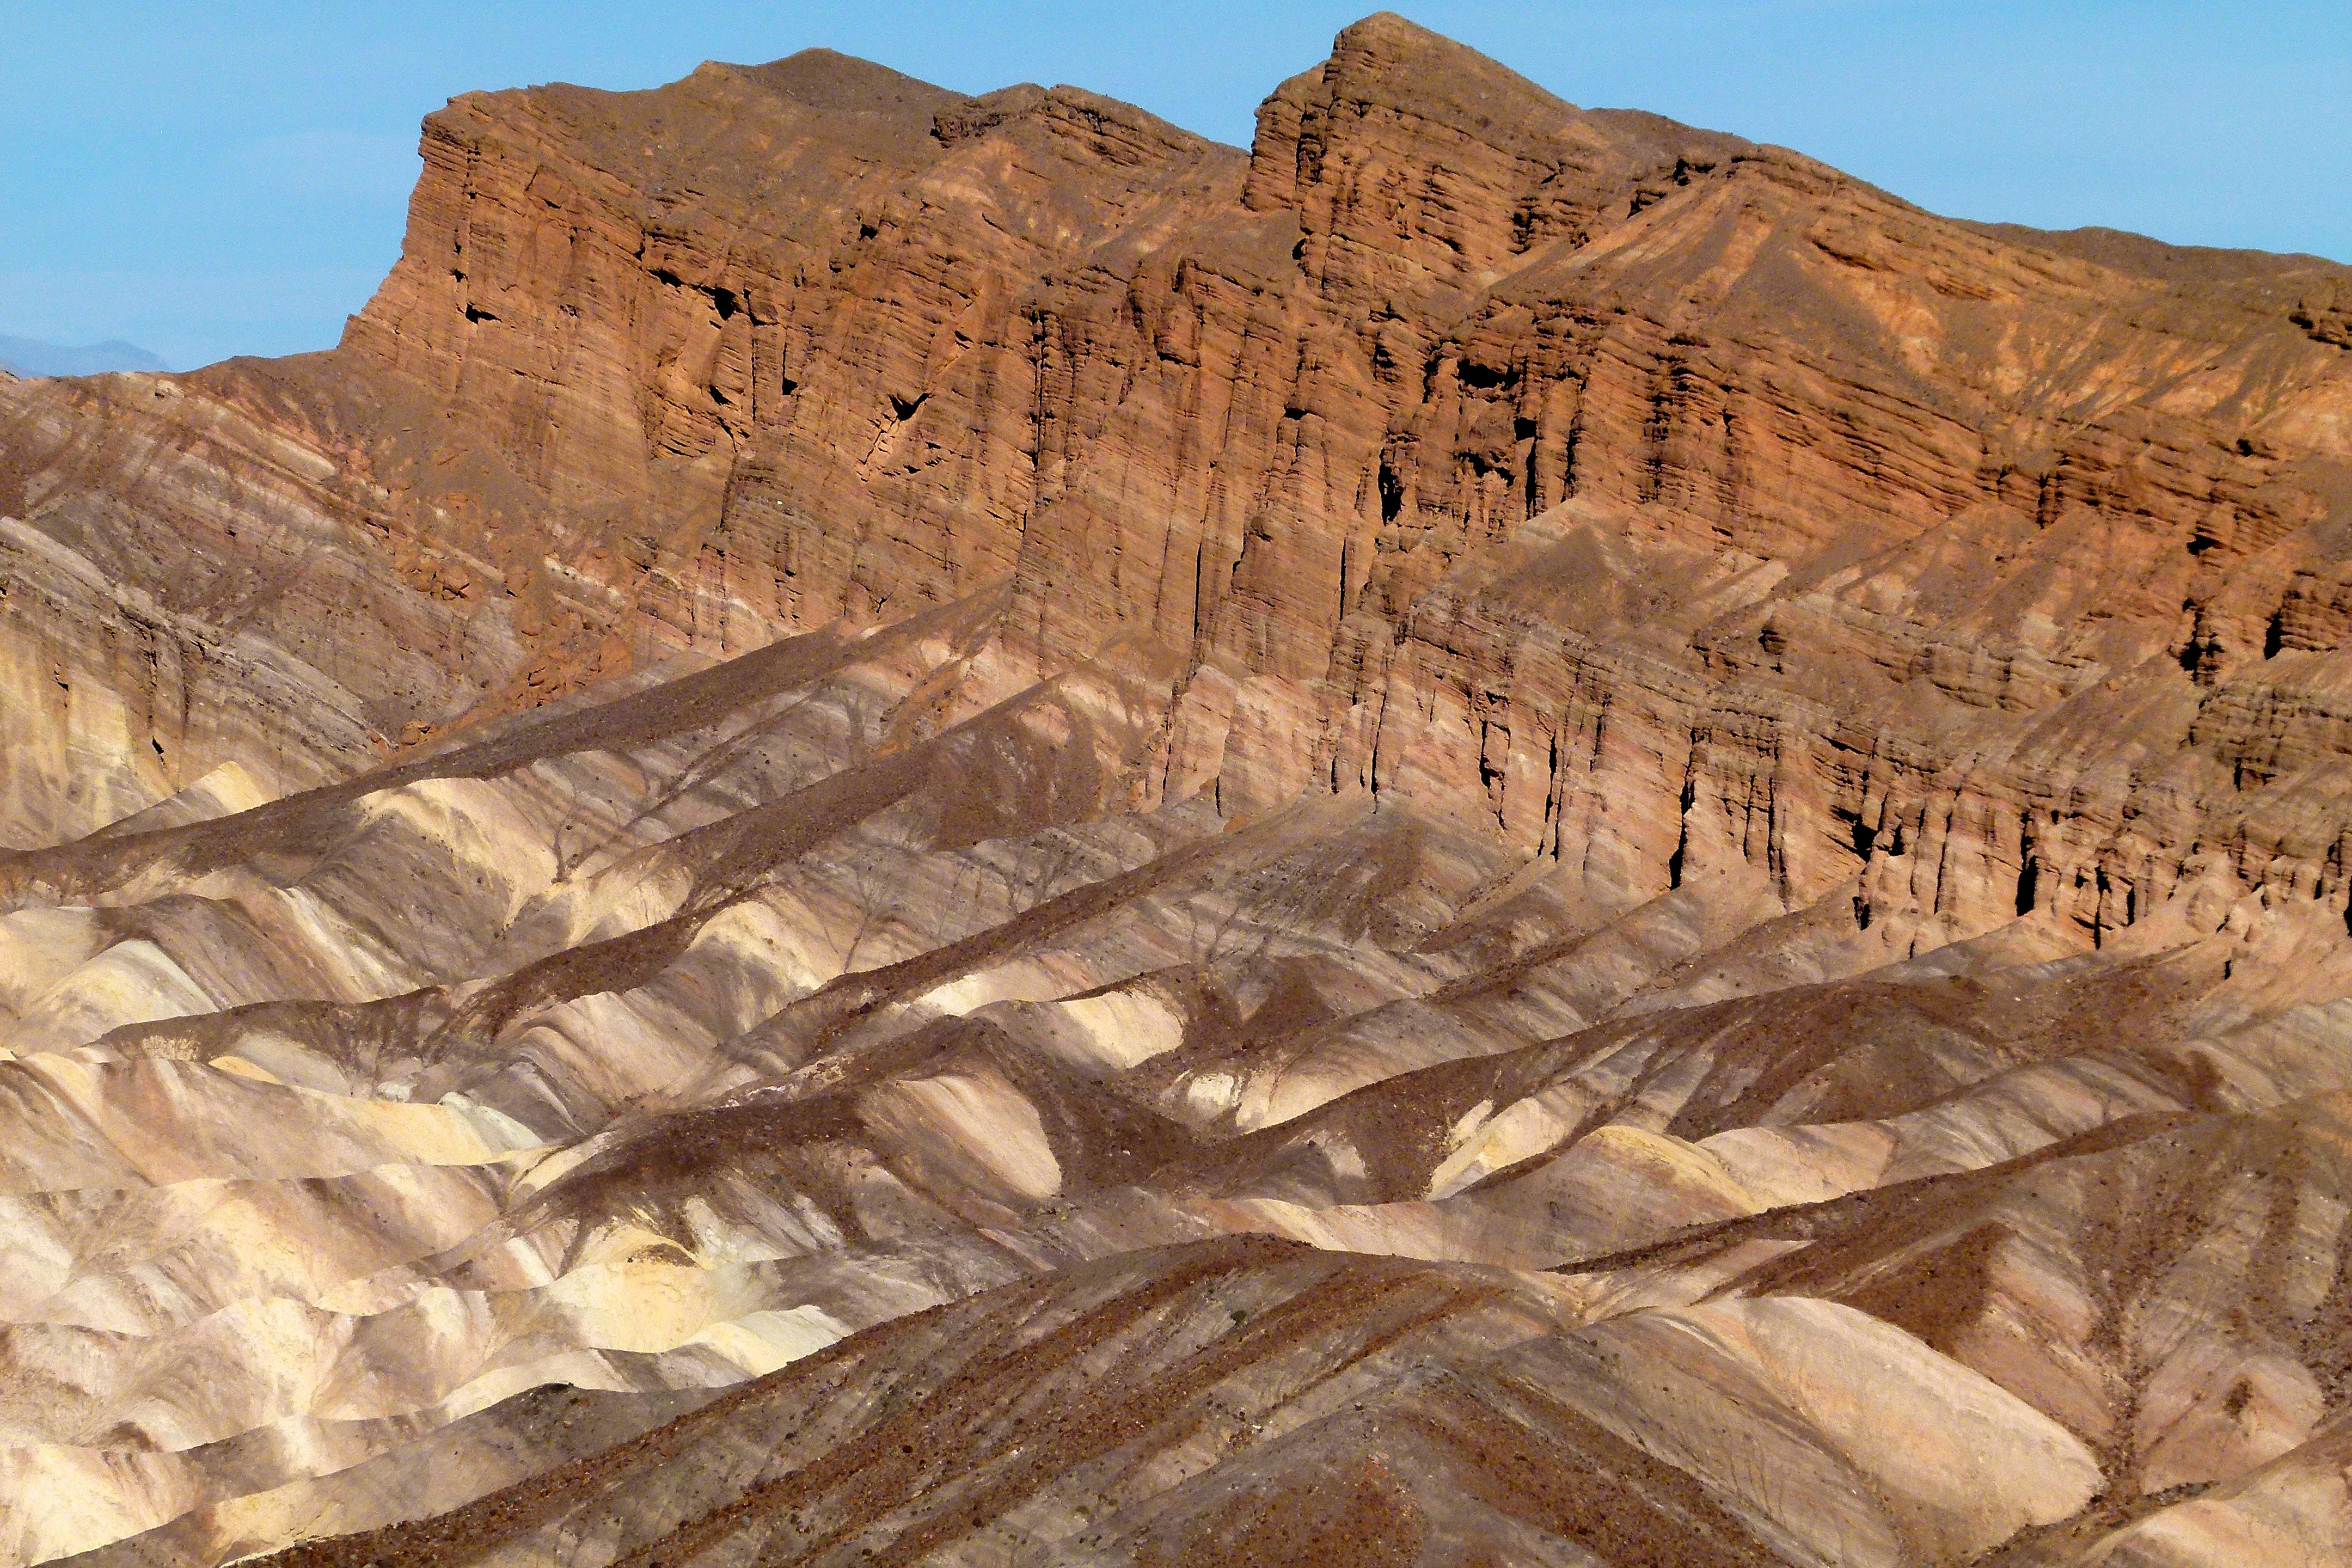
[2,11,2351,1565]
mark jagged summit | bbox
[0,15,2350,1567]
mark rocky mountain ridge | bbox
[1,13,2350,1565]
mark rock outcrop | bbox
[3,12,2351,1565]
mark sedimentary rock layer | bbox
[2,11,2350,1565]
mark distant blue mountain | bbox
[0,335,172,377]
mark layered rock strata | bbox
[1,11,2349,1565]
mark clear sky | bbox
[7,2,2347,370]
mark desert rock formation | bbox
[3,13,2351,1565]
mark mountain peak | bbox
[1321,8,1577,125]
[0,334,171,378]
[722,46,967,123]
[1244,13,1740,289]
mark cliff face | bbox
[11,13,2350,922]
[5,13,2352,1567]
[303,10,2352,942]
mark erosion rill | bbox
[1,14,2349,1566]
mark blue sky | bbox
[6,2,2347,370]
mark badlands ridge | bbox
[4,13,2352,1565]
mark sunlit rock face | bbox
[5,11,2352,1566]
